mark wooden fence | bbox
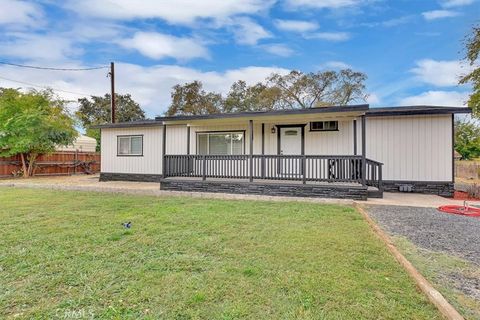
[0,151,100,178]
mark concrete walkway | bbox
[361,192,480,208]
[1,174,478,208]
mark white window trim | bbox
[117,135,143,156]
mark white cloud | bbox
[411,59,471,87]
[0,62,289,117]
[441,0,475,8]
[262,44,295,57]
[366,93,380,105]
[285,0,360,9]
[318,61,351,69]
[0,0,43,27]
[362,15,414,28]
[304,32,350,41]
[400,90,468,106]
[0,33,79,62]
[274,19,319,32]
[65,0,274,25]
[422,10,459,20]
[118,32,209,61]
[231,18,272,45]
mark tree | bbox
[166,81,223,116]
[165,69,368,116]
[0,88,77,177]
[223,80,281,113]
[455,119,480,160]
[267,69,367,109]
[77,93,145,150]
[460,24,480,117]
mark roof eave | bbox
[90,121,161,129]
[155,104,370,122]
[366,107,471,117]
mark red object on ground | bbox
[437,205,480,217]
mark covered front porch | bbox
[158,105,384,199]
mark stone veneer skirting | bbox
[100,172,163,182]
[382,180,454,197]
[160,179,368,200]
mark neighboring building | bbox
[93,105,470,200]
[57,135,97,153]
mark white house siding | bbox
[100,115,452,183]
[361,115,452,182]
[188,120,355,156]
[101,126,163,174]
[166,125,188,154]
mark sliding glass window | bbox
[117,135,143,156]
[197,132,244,155]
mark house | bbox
[93,104,470,200]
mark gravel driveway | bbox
[366,205,480,265]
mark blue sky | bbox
[0,0,478,117]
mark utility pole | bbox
[109,62,115,123]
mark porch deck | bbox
[161,154,383,200]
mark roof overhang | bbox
[157,104,369,125]
[90,120,161,129]
[91,105,472,129]
[366,106,471,117]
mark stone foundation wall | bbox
[382,180,454,197]
[99,172,162,183]
[160,179,368,200]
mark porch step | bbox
[367,189,383,198]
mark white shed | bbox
[57,135,97,153]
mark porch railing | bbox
[164,154,383,189]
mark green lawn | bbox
[0,188,440,319]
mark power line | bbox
[0,75,94,97]
[0,61,109,71]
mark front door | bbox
[279,126,302,176]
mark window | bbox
[117,135,143,156]
[310,121,338,131]
[197,132,244,155]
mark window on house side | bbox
[310,121,338,131]
[117,135,143,156]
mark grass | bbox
[0,188,441,319]
[393,236,480,320]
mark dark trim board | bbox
[160,179,368,200]
[451,114,455,183]
[382,180,454,197]
[366,106,471,117]
[100,172,162,182]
